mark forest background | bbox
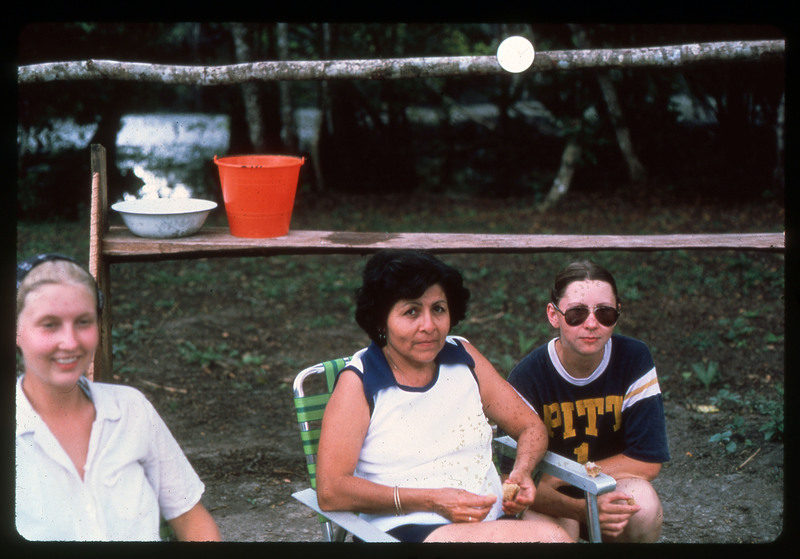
[17,22,786,215]
[13,21,788,544]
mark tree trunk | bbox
[230,23,266,152]
[539,135,582,212]
[569,24,647,185]
[310,23,333,192]
[277,23,298,153]
[774,90,784,189]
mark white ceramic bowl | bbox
[111,198,217,238]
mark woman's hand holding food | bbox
[501,473,536,516]
[431,488,497,523]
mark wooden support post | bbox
[89,144,112,381]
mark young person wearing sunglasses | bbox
[505,260,670,542]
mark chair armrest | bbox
[494,435,616,496]
[292,488,400,543]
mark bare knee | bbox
[424,514,577,543]
[521,510,577,543]
[612,478,663,543]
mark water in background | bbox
[19,95,719,198]
[116,114,230,201]
[19,113,231,202]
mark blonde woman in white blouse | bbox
[15,254,220,542]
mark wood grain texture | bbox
[102,227,785,261]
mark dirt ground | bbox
[91,190,784,544]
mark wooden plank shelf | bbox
[103,227,786,261]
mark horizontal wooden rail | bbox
[19,40,784,85]
[102,227,785,261]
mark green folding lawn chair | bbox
[291,357,398,542]
[291,358,616,543]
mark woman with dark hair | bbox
[354,250,470,345]
[316,250,572,543]
[506,260,670,542]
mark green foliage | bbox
[175,340,275,390]
[725,253,785,296]
[111,318,151,374]
[614,262,658,302]
[238,351,277,387]
[178,341,239,369]
[688,331,722,353]
[159,517,176,541]
[755,385,784,442]
[517,330,538,358]
[709,388,742,408]
[15,221,88,259]
[684,361,719,390]
[719,315,756,348]
[708,384,784,453]
[709,417,749,454]
[764,332,784,344]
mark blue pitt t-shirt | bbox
[508,334,670,465]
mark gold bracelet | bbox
[393,486,404,516]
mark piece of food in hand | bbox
[627,497,636,506]
[502,482,521,501]
[584,461,602,477]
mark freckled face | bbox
[548,280,617,357]
[384,284,450,369]
[16,282,99,392]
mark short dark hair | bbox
[551,260,620,306]
[354,250,470,346]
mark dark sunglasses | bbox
[552,303,620,327]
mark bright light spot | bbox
[125,165,193,200]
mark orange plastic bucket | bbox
[214,155,305,238]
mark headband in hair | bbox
[16,253,104,311]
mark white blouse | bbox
[15,376,205,541]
